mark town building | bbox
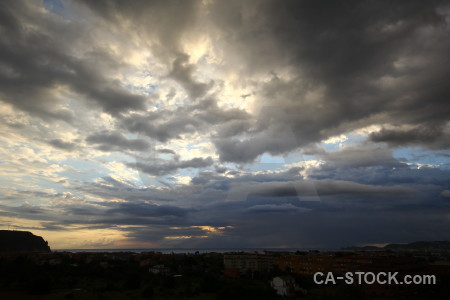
[271,276,300,296]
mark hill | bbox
[0,230,51,253]
[343,241,450,251]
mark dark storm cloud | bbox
[120,225,218,245]
[121,110,202,142]
[121,98,249,142]
[226,179,413,201]
[318,144,403,170]
[190,167,303,188]
[3,0,449,249]
[212,105,301,162]
[76,176,185,203]
[369,125,450,149]
[47,139,77,151]
[169,53,213,99]
[77,0,199,54]
[245,203,308,213]
[77,0,215,105]
[191,98,250,124]
[206,0,450,162]
[86,131,150,152]
[215,208,450,249]
[4,0,446,158]
[214,119,252,138]
[0,185,193,229]
[157,148,176,155]
[308,145,450,188]
[129,157,214,176]
[0,189,68,202]
[115,191,450,248]
[77,0,257,145]
[313,162,450,188]
[0,0,146,120]
[1,203,47,215]
[107,202,189,218]
[5,162,445,248]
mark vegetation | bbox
[0,251,449,299]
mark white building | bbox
[271,276,300,296]
[149,264,171,275]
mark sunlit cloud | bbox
[1,0,450,249]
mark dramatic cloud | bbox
[47,139,77,151]
[130,157,214,176]
[0,0,449,249]
[205,0,450,162]
[369,125,450,149]
[86,131,150,152]
[169,53,213,99]
[317,144,403,170]
[0,1,147,120]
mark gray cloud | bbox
[86,131,150,152]
[227,179,413,202]
[0,0,146,120]
[245,203,309,214]
[169,53,213,99]
[74,0,450,162]
[130,157,214,176]
[192,98,250,125]
[2,0,450,249]
[2,158,448,248]
[369,125,450,149]
[121,110,202,142]
[121,98,250,143]
[318,144,403,170]
[157,148,176,155]
[77,0,213,105]
[47,139,77,151]
[206,0,450,161]
[107,202,189,218]
[77,0,200,56]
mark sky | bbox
[1,0,450,250]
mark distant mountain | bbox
[343,241,450,251]
[0,230,51,253]
[385,241,450,251]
